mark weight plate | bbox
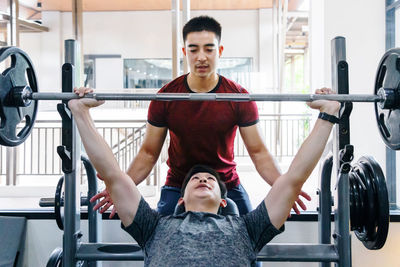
[352,166,370,242]
[357,163,377,240]
[0,46,38,146]
[374,48,400,150]
[358,156,389,250]
[350,172,362,230]
[46,247,63,267]
[356,173,367,232]
[55,176,64,231]
[349,172,356,229]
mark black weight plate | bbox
[355,163,376,237]
[358,156,389,250]
[352,169,368,240]
[0,46,38,146]
[55,176,64,231]
[356,173,367,232]
[374,48,400,150]
[350,172,362,230]
[358,160,379,241]
[349,172,356,229]
[46,247,63,267]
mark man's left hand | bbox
[292,190,312,215]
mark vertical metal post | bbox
[275,0,287,161]
[7,0,19,46]
[272,0,277,91]
[385,0,397,209]
[81,155,101,267]
[182,0,190,74]
[62,39,82,267]
[5,0,19,185]
[72,0,83,87]
[331,36,351,267]
[318,156,333,267]
[272,0,278,157]
[5,148,16,185]
[171,0,180,79]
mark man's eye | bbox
[192,176,199,180]
[207,177,216,181]
[190,50,197,53]
[207,49,213,52]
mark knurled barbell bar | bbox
[18,90,387,103]
[0,46,400,149]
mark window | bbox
[123,58,252,89]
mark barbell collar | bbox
[27,92,383,103]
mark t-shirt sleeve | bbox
[147,100,167,127]
[242,201,284,252]
[236,88,259,127]
[121,197,161,248]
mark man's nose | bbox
[199,177,207,183]
[197,50,207,61]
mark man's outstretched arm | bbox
[265,90,340,229]
[68,97,140,227]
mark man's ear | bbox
[178,198,184,205]
[220,199,227,208]
[182,47,187,56]
[218,45,224,57]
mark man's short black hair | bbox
[182,16,222,43]
[181,164,227,198]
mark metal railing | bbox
[235,114,311,159]
[0,114,311,185]
[0,120,159,185]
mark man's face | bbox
[183,172,222,203]
[183,31,223,78]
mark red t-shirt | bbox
[147,74,259,189]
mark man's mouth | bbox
[196,184,210,190]
[196,65,208,69]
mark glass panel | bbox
[123,57,253,89]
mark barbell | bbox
[0,46,400,149]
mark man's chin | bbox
[191,191,214,199]
[193,71,211,78]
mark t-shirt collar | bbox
[184,73,222,93]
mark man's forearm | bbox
[250,150,281,185]
[126,150,160,185]
[72,108,122,182]
[286,119,333,186]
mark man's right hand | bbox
[90,188,117,219]
[68,87,105,111]
[307,88,340,115]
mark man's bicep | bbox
[108,173,142,227]
[141,123,168,156]
[264,175,298,229]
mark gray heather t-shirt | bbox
[122,198,283,266]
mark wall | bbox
[323,0,386,164]
[19,9,272,95]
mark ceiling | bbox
[2,0,309,52]
[38,0,305,12]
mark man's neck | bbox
[185,202,219,214]
[187,73,219,93]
